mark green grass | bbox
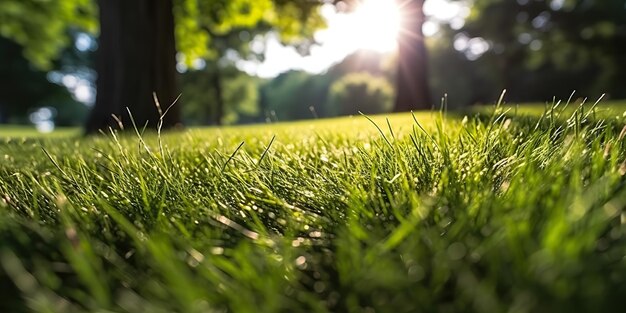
[1,103,626,313]
[0,126,80,139]
[475,99,626,119]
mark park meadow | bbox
[2,0,626,311]
[2,98,626,312]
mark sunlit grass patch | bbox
[475,98,626,119]
[0,126,80,139]
[1,102,625,312]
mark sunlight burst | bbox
[316,0,402,54]
[239,0,470,77]
[349,0,402,52]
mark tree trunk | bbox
[86,0,180,134]
[395,0,432,111]
[211,66,224,126]
[258,86,269,123]
[0,104,7,124]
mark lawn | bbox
[1,103,626,312]
[474,99,626,119]
[0,126,80,139]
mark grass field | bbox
[474,99,626,119]
[0,126,80,139]
[1,102,626,312]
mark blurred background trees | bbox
[182,66,262,125]
[329,72,394,115]
[0,0,624,131]
[0,37,85,125]
[461,0,626,102]
[86,0,327,133]
[0,0,94,127]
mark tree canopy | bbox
[461,0,626,99]
[0,37,84,124]
[1,0,338,132]
[0,0,329,70]
[0,0,96,69]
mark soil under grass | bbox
[1,104,625,312]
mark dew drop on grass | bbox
[188,249,205,263]
[124,250,135,259]
[309,231,322,238]
[295,256,307,269]
[447,242,467,261]
[470,251,482,263]
[438,217,452,228]
[408,264,425,282]
[292,237,305,247]
[503,118,512,129]
[313,281,326,293]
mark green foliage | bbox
[52,100,89,127]
[0,37,82,124]
[462,0,626,99]
[181,67,261,125]
[1,0,327,69]
[174,0,214,62]
[1,101,626,312]
[426,28,500,107]
[266,1,326,46]
[261,51,395,121]
[0,0,96,69]
[173,0,327,64]
[262,70,331,120]
[328,72,393,115]
[221,73,261,123]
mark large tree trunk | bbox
[395,0,432,111]
[86,0,180,134]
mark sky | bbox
[237,0,470,78]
